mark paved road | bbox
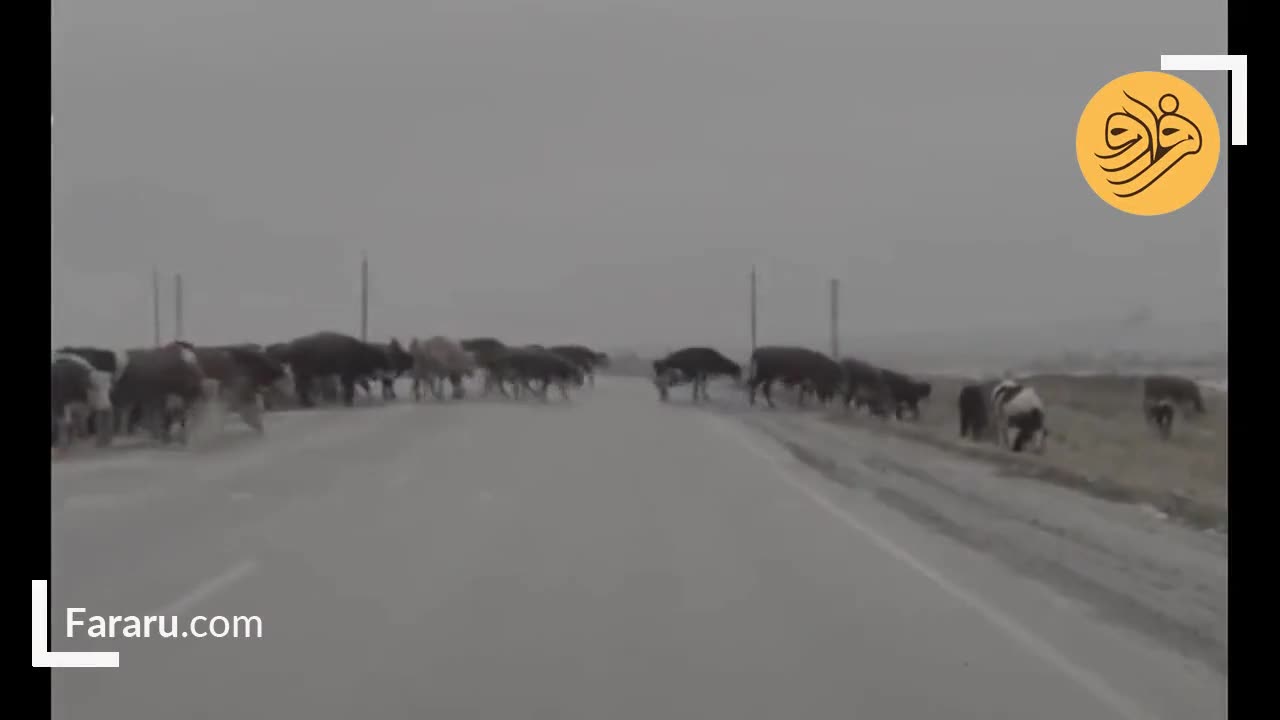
[50,378,1224,719]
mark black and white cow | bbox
[991,379,1048,453]
[51,353,114,449]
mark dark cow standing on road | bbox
[272,332,387,407]
[110,344,214,444]
[838,356,893,418]
[880,369,932,421]
[746,346,844,409]
[958,383,989,440]
[652,347,742,403]
[1142,375,1206,416]
[486,347,584,401]
[461,338,511,397]
[548,345,610,388]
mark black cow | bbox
[958,383,988,440]
[271,332,387,407]
[652,347,742,403]
[880,369,932,421]
[1142,375,1206,416]
[746,346,844,409]
[548,345,610,387]
[110,345,214,444]
[837,356,893,418]
[485,347,584,401]
[461,338,511,397]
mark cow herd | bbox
[651,345,1213,453]
[50,332,609,452]
[51,332,1213,458]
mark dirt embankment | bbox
[823,373,1227,533]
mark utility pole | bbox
[174,273,184,341]
[829,277,839,358]
[151,267,161,347]
[360,253,369,342]
[750,265,758,353]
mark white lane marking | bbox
[708,415,1157,720]
[156,559,259,617]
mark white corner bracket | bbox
[32,580,120,668]
[1160,55,1247,145]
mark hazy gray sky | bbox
[52,1,1228,355]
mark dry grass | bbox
[825,373,1227,532]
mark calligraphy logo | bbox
[1075,71,1220,216]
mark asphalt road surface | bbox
[50,377,1225,720]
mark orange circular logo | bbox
[1075,71,1220,216]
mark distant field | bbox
[823,373,1227,532]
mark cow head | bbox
[724,361,743,382]
[387,338,414,373]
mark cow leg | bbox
[558,379,570,401]
[238,401,265,434]
[294,373,315,408]
[761,379,776,409]
[93,409,114,447]
[340,376,357,407]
